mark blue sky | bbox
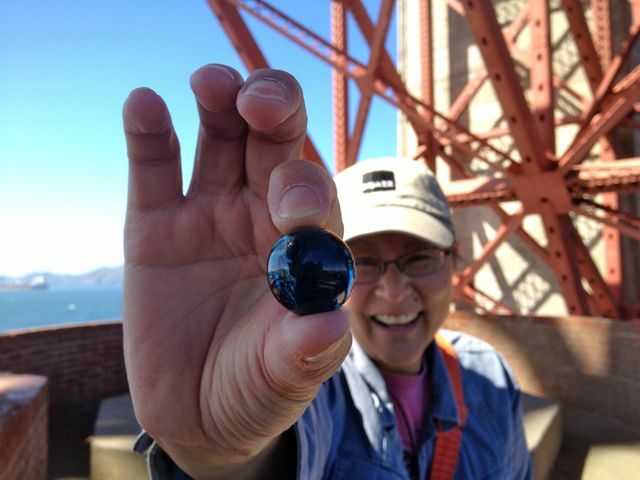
[0,0,397,276]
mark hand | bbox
[122,64,351,479]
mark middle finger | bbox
[188,64,247,196]
[236,69,308,196]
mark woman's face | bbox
[345,232,453,374]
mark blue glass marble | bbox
[267,227,355,316]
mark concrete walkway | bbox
[48,391,638,480]
[549,408,640,480]
[89,392,570,479]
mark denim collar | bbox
[346,332,462,434]
[424,332,462,431]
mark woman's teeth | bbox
[373,313,419,325]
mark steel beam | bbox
[217,0,466,168]
[457,209,526,288]
[559,67,640,175]
[562,0,604,88]
[461,1,551,172]
[574,199,640,242]
[529,0,555,153]
[209,0,640,318]
[347,0,442,163]
[633,0,640,25]
[446,5,529,124]
[593,0,613,68]
[419,0,437,170]
[580,25,640,127]
[571,233,620,317]
[443,158,640,206]
[206,0,324,166]
[331,0,349,172]
[345,0,396,166]
[442,115,582,147]
[462,0,592,315]
[206,0,268,71]
[591,0,621,304]
[455,283,517,315]
[438,150,551,263]
[371,85,519,175]
[447,0,465,17]
[346,0,406,91]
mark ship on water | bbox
[0,275,49,291]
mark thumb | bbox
[265,309,352,396]
[267,159,343,237]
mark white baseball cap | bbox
[333,157,455,249]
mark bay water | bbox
[0,285,123,332]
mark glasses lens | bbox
[403,252,443,276]
[355,257,380,283]
[354,250,446,283]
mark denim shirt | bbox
[295,330,532,479]
[143,330,532,479]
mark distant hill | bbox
[0,265,124,287]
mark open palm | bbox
[122,65,351,478]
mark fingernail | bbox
[278,184,323,219]
[124,89,170,134]
[204,64,238,82]
[134,109,170,134]
[190,64,239,93]
[302,335,350,365]
[243,77,288,103]
[190,65,241,113]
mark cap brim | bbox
[342,205,454,249]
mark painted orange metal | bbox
[345,0,396,167]
[204,0,324,167]
[593,0,613,66]
[461,0,590,314]
[205,0,640,318]
[562,0,605,87]
[559,68,640,175]
[580,25,640,127]
[457,209,527,289]
[345,0,441,167]
[331,0,348,172]
[444,159,640,205]
[592,0,622,305]
[529,0,555,153]
[419,0,436,171]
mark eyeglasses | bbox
[354,249,451,284]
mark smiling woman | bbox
[346,231,454,374]
[334,157,457,376]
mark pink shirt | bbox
[382,367,429,452]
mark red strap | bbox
[429,333,468,480]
